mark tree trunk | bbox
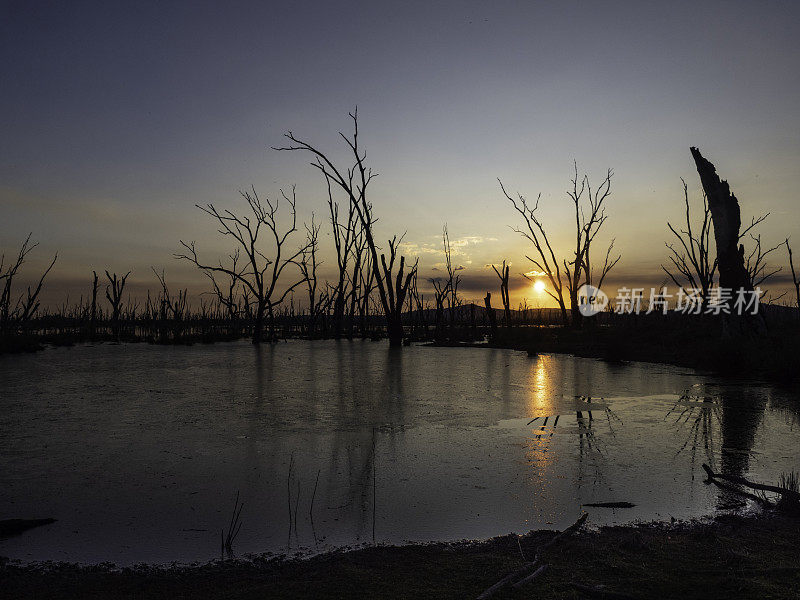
[470,303,477,340]
[484,293,498,337]
[690,147,765,335]
[690,147,751,293]
[569,288,583,329]
[387,316,403,347]
[559,304,569,327]
[252,302,265,344]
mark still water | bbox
[1,340,797,564]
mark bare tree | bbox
[326,178,359,337]
[177,186,309,344]
[491,260,511,328]
[0,234,57,333]
[662,179,717,308]
[744,234,782,290]
[89,271,99,338]
[484,292,499,336]
[205,249,245,324]
[152,269,188,341]
[275,110,417,346]
[786,238,800,315]
[562,164,619,327]
[429,277,450,341]
[105,270,130,339]
[442,225,462,330]
[346,226,369,337]
[501,165,618,328]
[299,215,321,337]
[499,181,568,325]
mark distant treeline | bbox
[3,115,800,353]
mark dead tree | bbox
[690,147,753,294]
[786,239,800,315]
[662,179,717,309]
[105,270,130,338]
[205,250,244,324]
[275,110,417,346]
[500,181,568,325]
[177,186,309,344]
[299,215,321,337]
[0,234,57,334]
[690,147,766,333]
[326,178,359,337]
[89,271,99,338]
[562,163,620,328]
[430,277,450,341]
[484,292,498,336]
[501,165,620,328]
[152,269,188,341]
[744,234,781,289]
[346,226,368,338]
[442,225,462,331]
[491,260,511,327]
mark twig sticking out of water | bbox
[287,452,295,549]
[221,490,244,558]
[294,478,301,536]
[516,536,527,561]
[310,468,321,545]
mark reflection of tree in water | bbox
[667,389,719,477]
[669,384,768,509]
[320,346,405,546]
[527,396,622,489]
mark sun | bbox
[533,279,546,293]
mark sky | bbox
[2,0,799,308]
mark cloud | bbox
[401,235,498,261]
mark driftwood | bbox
[476,513,588,599]
[582,502,636,509]
[0,518,56,538]
[702,463,800,503]
[511,563,549,589]
[476,560,539,599]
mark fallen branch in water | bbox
[582,502,636,509]
[702,463,800,506]
[476,513,588,599]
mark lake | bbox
[1,340,798,564]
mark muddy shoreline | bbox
[2,512,798,599]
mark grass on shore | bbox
[2,513,799,599]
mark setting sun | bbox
[533,279,546,293]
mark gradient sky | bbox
[2,0,799,308]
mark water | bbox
[0,340,797,565]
